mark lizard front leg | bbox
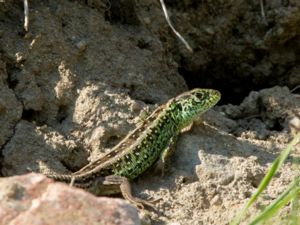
[154,136,178,176]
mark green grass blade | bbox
[230,132,300,225]
[290,190,300,225]
[248,177,300,225]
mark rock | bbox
[0,87,22,147]
[0,173,140,225]
[2,120,88,176]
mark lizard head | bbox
[169,88,221,127]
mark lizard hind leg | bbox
[103,175,158,209]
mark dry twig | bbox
[24,0,29,31]
[159,0,193,53]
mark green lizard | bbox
[42,88,221,208]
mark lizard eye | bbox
[195,92,203,99]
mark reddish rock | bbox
[0,173,140,225]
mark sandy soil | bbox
[0,1,300,224]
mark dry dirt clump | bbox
[0,1,300,225]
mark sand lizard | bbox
[42,88,221,208]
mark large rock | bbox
[0,173,140,225]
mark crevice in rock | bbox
[21,109,38,122]
[179,65,255,105]
[57,105,69,124]
[103,135,121,149]
[104,0,140,25]
[0,119,21,177]
[1,54,20,90]
[269,118,285,132]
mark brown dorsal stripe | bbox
[73,103,167,175]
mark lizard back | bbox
[44,89,221,183]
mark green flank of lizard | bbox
[42,88,221,208]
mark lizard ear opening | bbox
[176,103,183,111]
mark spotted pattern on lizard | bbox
[41,88,221,208]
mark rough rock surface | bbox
[0,59,22,147]
[0,1,299,225]
[0,173,140,225]
[2,120,88,176]
[140,0,300,103]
